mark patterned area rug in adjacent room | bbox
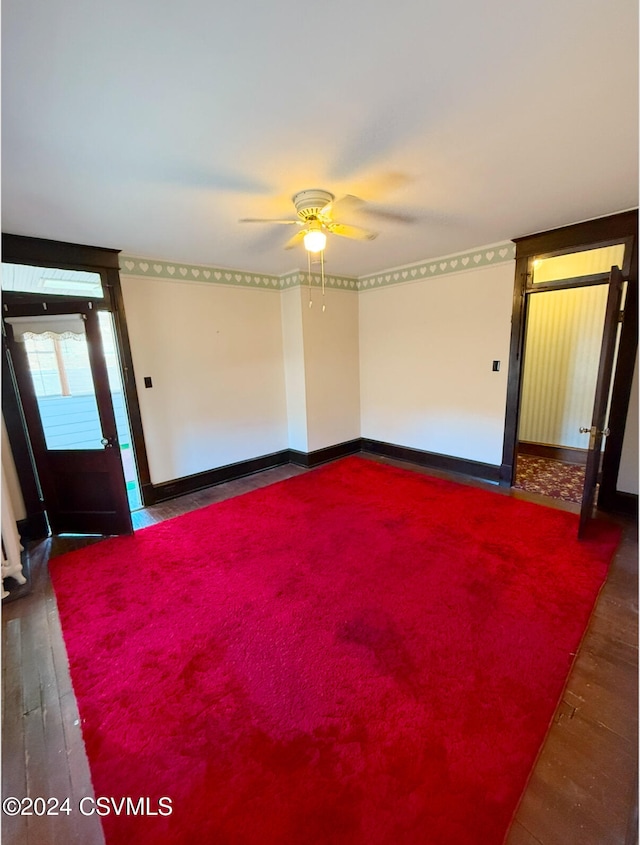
[514,454,586,503]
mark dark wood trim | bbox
[4,325,57,502]
[514,211,638,260]
[598,490,639,518]
[1,235,153,516]
[1,289,114,309]
[3,295,104,316]
[503,211,638,501]
[147,438,503,504]
[2,335,47,538]
[578,268,626,538]
[147,435,635,517]
[518,441,588,466]
[149,450,291,503]
[599,232,639,511]
[526,273,616,293]
[288,439,361,468]
[361,438,502,483]
[500,254,528,484]
[16,513,49,544]
[2,233,120,270]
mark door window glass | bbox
[1,263,103,297]
[531,244,626,285]
[98,312,142,510]
[9,315,105,450]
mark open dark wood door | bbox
[4,300,132,536]
[578,266,625,538]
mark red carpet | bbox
[49,457,620,845]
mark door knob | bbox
[579,425,610,440]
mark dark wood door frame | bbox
[579,267,625,536]
[1,234,153,540]
[500,210,638,515]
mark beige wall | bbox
[301,288,360,452]
[122,273,359,483]
[280,286,309,452]
[117,249,638,494]
[280,286,360,453]
[358,262,515,466]
[6,247,637,505]
[121,275,288,484]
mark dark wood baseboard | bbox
[360,439,502,483]
[148,450,291,504]
[144,436,636,515]
[598,490,639,518]
[289,439,361,468]
[518,441,588,466]
[16,512,49,544]
[145,438,503,506]
[149,441,362,503]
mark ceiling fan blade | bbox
[326,221,378,241]
[283,229,307,250]
[239,218,301,225]
[323,194,365,219]
[357,206,418,224]
[329,193,417,225]
[318,202,333,219]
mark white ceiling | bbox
[2,0,638,278]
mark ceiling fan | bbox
[239,189,383,253]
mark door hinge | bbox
[618,310,624,323]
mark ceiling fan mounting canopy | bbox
[292,189,334,222]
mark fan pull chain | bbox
[307,250,313,308]
[321,250,326,312]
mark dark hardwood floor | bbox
[2,456,637,845]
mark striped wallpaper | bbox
[518,285,609,449]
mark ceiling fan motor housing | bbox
[292,189,334,222]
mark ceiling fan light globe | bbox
[303,230,327,253]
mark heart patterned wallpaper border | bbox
[120,242,516,292]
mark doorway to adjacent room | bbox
[2,259,145,536]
